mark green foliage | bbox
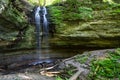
[49,0,93,25]
[49,6,63,25]
[27,0,40,5]
[56,66,75,80]
[109,3,120,16]
[55,76,63,80]
[66,0,80,8]
[18,25,35,48]
[2,4,27,28]
[89,48,120,79]
[63,0,93,21]
[75,54,89,63]
[110,8,120,15]
[52,0,62,5]
[103,0,115,4]
[78,7,93,20]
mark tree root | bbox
[65,61,84,80]
[39,64,58,71]
[39,56,85,79]
[39,62,61,77]
[69,70,82,80]
[40,71,61,77]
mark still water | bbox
[0,48,80,66]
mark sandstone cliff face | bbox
[0,0,35,49]
[50,1,120,48]
[0,0,120,49]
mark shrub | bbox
[49,6,63,25]
[89,48,120,79]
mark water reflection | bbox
[0,48,79,65]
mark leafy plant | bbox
[2,4,27,28]
[89,48,120,79]
[103,0,115,4]
[49,6,63,25]
[49,0,93,24]
[75,54,88,64]
[78,7,93,20]
[55,76,63,80]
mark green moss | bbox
[49,0,93,26]
[49,6,63,25]
[17,25,35,49]
[0,31,18,41]
[75,54,89,63]
[2,4,27,29]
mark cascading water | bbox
[34,6,49,59]
[42,6,49,48]
[43,6,49,34]
[35,7,41,49]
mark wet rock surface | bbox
[0,0,35,50]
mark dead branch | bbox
[39,63,58,71]
[62,56,76,62]
[40,71,61,77]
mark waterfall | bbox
[35,7,41,49]
[43,6,48,33]
[42,6,49,48]
[34,6,49,59]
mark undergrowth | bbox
[49,0,93,25]
[89,48,120,80]
[56,48,120,80]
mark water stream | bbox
[42,6,49,55]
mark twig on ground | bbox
[39,63,58,71]
[40,71,62,77]
[62,56,76,62]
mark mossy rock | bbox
[0,0,35,50]
[51,19,120,48]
